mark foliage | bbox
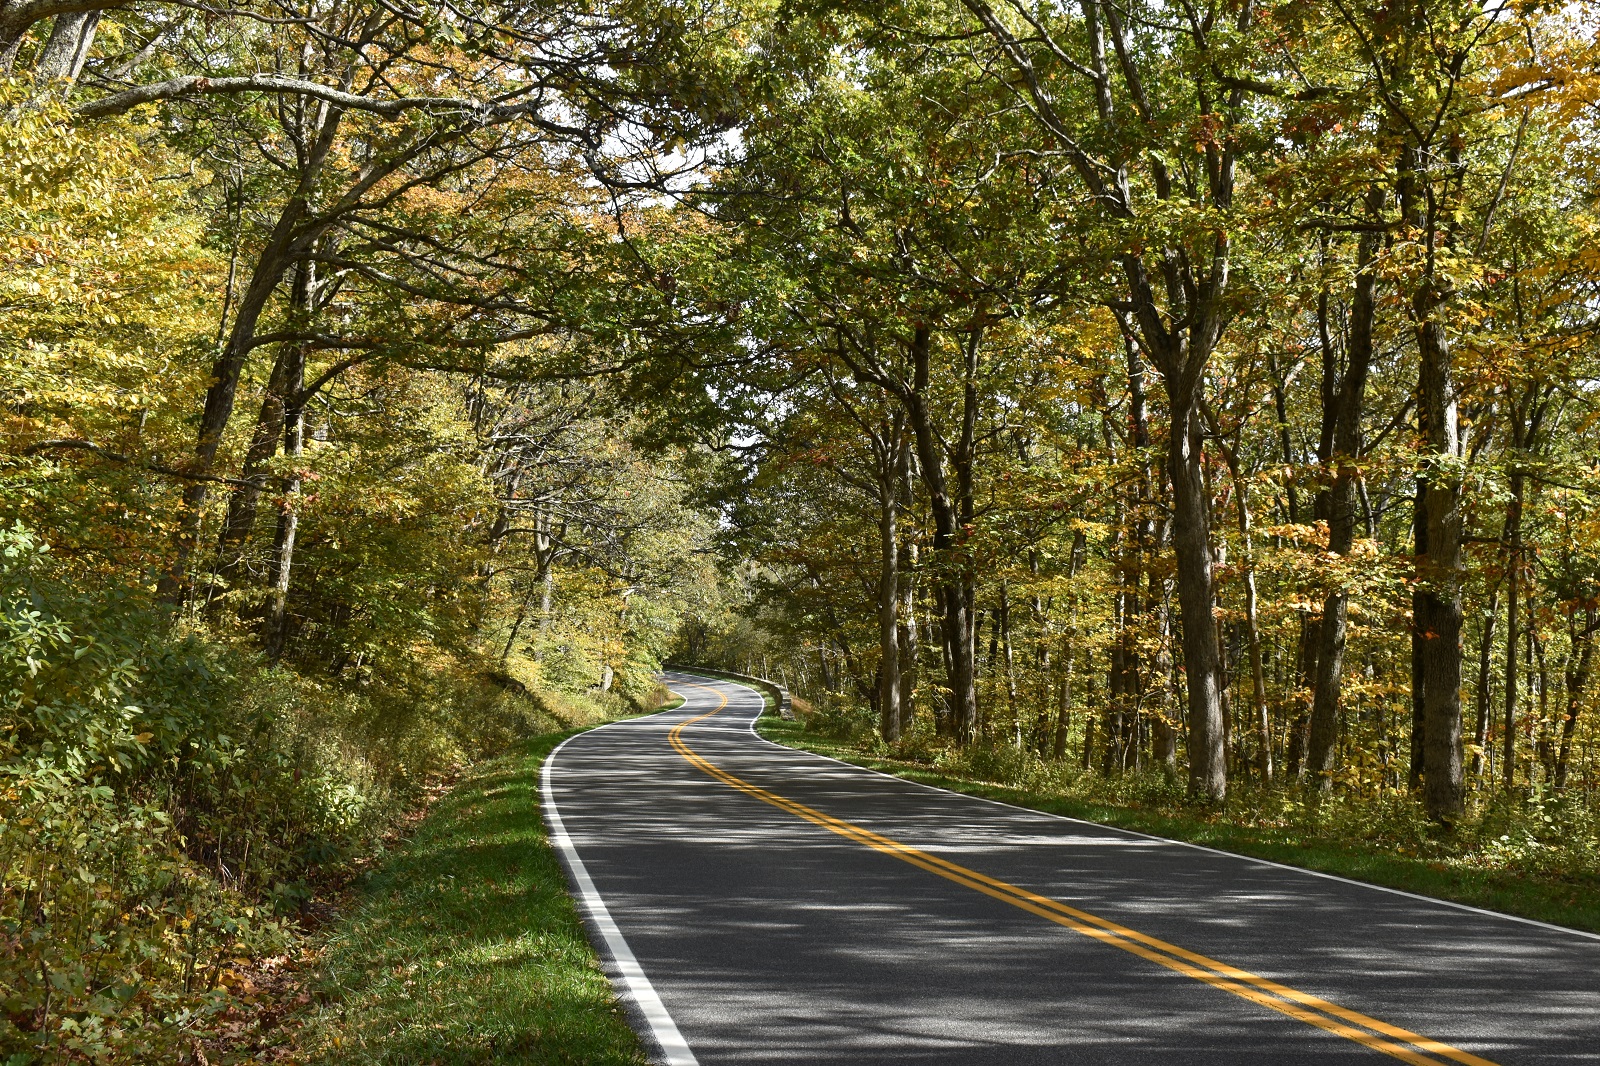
[6,0,1600,1054]
[3,4,736,1058]
[0,85,218,579]
[696,0,1600,834]
[1,525,288,1060]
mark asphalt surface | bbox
[543,671,1600,1065]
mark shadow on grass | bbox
[756,718,1600,935]
[302,731,647,1065]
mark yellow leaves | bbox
[1262,522,1321,545]
[1,104,223,580]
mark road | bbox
[542,671,1600,1066]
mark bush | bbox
[0,525,559,1063]
[805,698,875,741]
[1,774,289,1062]
[935,743,1038,786]
[0,526,285,1059]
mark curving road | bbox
[542,671,1600,1066]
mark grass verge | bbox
[298,729,648,1065]
[755,718,1600,935]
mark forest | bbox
[3,0,1600,1058]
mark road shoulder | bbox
[297,729,650,1065]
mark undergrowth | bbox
[0,526,657,1063]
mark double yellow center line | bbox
[665,683,1499,1066]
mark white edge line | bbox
[667,671,1600,946]
[542,719,700,1066]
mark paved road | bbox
[543,672,1600,1065]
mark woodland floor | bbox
[754,718,1600,936]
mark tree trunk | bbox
[1029,579,1051,755]
[1472,579,1501,778]
[897,537,919,736]
[1305,209,1380,793]
[34,7,97,88]
[1535,626,1552,781]
[1052,531,1086,760]
[999,580,1020,746]
[1168,392,1226,801]
[211,262,317,594]
[263,352,306,660]
[1102,343,1154,773]
[1081,658,1097,770]
[163,264,290,602]
[1502,468,1523,792]
[160,112,343,603]
[1217,614,1234,777]
[1495,382,1551,788]
[501,586,537,661]
[1,0,117,72]
[1306,600,1349,792]
[210,349,290,592]
[901,325,978,743]
[877,451,902,742]
[537,552,555,650]
[1215,429,1273,782]
[1244,538,1271,783]
[1415,297,1466,823]
[932,596,954,737]
[1151,563,1178,775]
[1106,589,1128,775]
[1404,469,1428,790]
[1556,608,1595,790]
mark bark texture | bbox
[1305,208,1380,792]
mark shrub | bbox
[1,773,289,1061]
[0,525,557,1063]
[805,698,875,741]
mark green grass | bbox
[756,718,1600,935]
[302,730,648,1065]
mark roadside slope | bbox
[301,731,648,1065]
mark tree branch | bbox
[75,72,590,140]
[19,438,255,486]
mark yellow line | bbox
[665,682,1500,1066]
